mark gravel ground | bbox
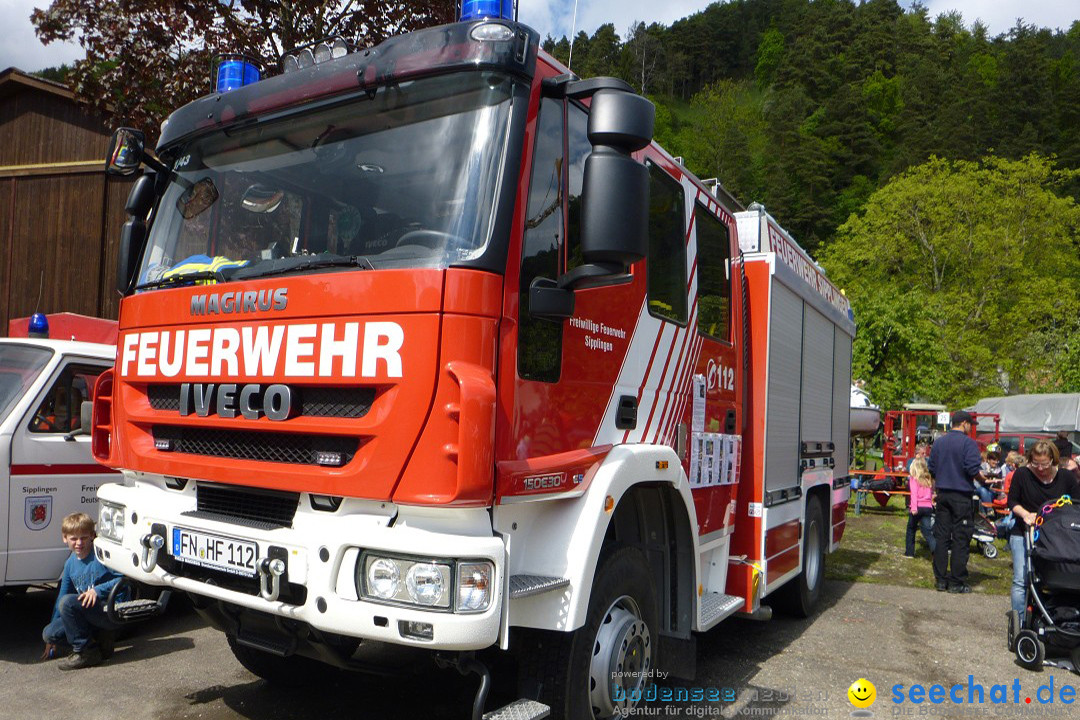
[1,580,1076,720]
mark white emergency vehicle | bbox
[0,317,117,591]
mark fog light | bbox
[315,451,344,467]
[154,438,173,451]
[367,558,400,599]
[406,563,445,606]
[399,620,434,641]
[97,502,126,543]
[457,561,493,613]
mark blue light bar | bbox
[215,57,261,93]
[460,0,513,21]
[28,312,49,338]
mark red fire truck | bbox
[91,7,854,718]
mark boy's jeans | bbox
[42,594,118,652]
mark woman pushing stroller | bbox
[1007,440,1079,623]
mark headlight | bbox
[406,563,445,606]
[457,561,493,613]
[97,503,126,543]
[366,558,400,600]
[358,554,453,610]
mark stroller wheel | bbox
[982,542,998,559]
[1007,610,1019,651]
[1015,630,1044,670]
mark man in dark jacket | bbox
[927,410,984,593]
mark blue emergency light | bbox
[215,56,261,93]
[460,0,514,21]
[28,312,49,338]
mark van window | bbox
[647,163,687,324]
[997,436,1020,453]
[29,363,107,434]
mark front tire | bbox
[1014,629,1045,670]
[520,546,658,719]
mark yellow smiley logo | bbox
[847,678,876,709]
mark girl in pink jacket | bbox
[905,458,937,557]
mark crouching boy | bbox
[41,512,124,669]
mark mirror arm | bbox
[557,263,628,290]
[541,74,634,100]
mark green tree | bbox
[820,154,1080,409]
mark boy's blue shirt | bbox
[51,551,125,621]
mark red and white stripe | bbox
[593,180,707,448]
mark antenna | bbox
[28,270,49,338]
[567,0,580,72]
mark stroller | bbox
[971,495,999,559]
[1009,498,1080,670]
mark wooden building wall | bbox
[0,69,133,334]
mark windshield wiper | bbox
[135,270,227,291]
[230,254,374,280]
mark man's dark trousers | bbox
[933,490,974,587]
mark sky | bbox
[0,1,1077,74]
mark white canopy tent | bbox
[968,393,1080,434]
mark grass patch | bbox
[826,495,1012,595]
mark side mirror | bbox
[528,277,575,320]
[116,175,156,294]
[106,128,147,176]
[578,90,654,270]
[63,401,95,441]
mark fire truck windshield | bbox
[136,71,518,288]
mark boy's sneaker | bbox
[948,584,973,594]
[97,631,116,660]
[58,646,103,671]
[935,581,948,592]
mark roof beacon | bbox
[215,55,261,93]
[460,0,514,22]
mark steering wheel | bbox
[34,414,62,432]
[393,229,465,250]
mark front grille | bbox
[147,384,375,418]
[153,425,360,466]
[194,482,299,528]
[148,384,181,411]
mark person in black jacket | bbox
[927,411,985,593]
[1007,440,1080,622]
[1053,430,1073,463]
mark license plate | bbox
[172,527,259,577]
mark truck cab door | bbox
[5,359,117,584]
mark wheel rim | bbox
[805,516,822,592]
[1016,635,1039,663]
[589,594,652,717]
